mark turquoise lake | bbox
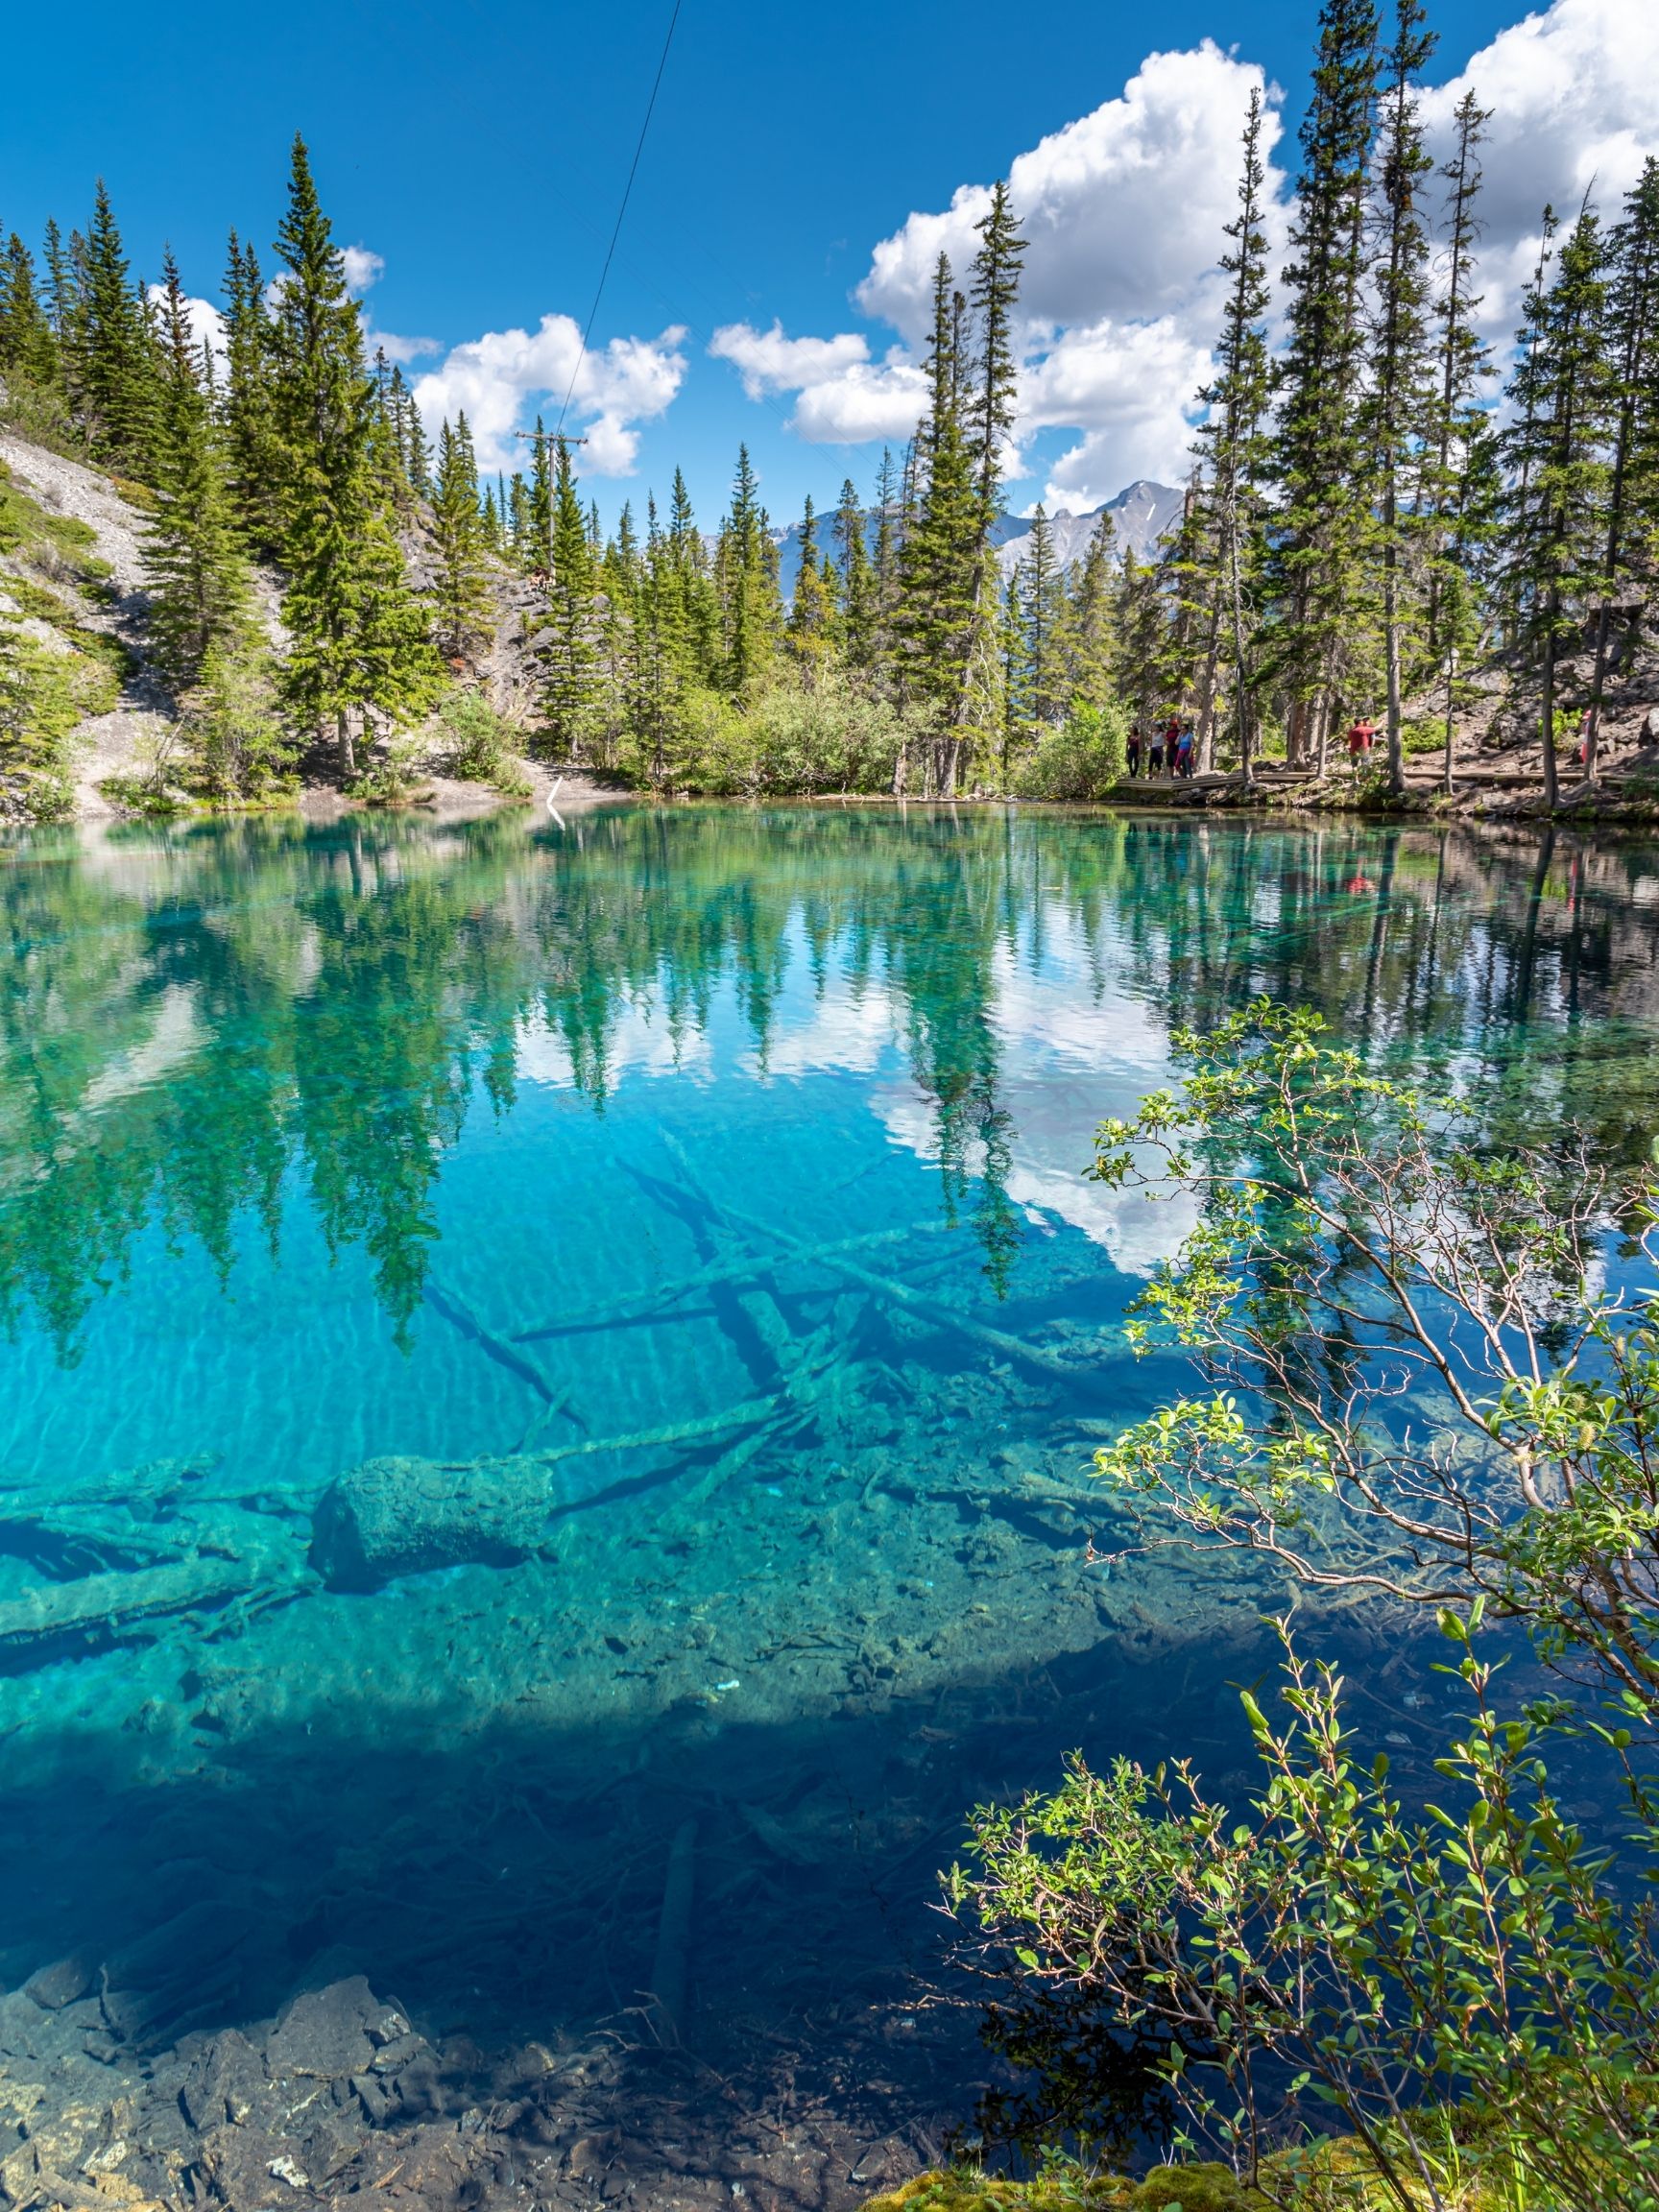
[0,804,1656,2105]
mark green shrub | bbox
[436,690,532,795]
[946,1005,1659,2203]
[177,647,298,805]
[1013,702,1129,801]
[0,613,81,819]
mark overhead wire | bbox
[555,0,685,438]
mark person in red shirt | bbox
[1347,715,1377,764]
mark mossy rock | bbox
[860,2171,1132,2212]
[1131,2166,1252,2212]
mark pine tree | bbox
[1365,0,1437,792]
[833,476,874,665]
[968,180,1025,546]
[787,494,833,664]
[541,439,598,757]
[79,180,159,475]
[221,230,284,559]
[141,250,255,684]
[1500,202,1615,808]
[1192,87,1276,781]
[0,235,60,391]
[897,255,979,784]
[1060,506,1118,716]
[44,223,89,425]
[717,444,778,695]
[431,412,493,662]
[1584,158,1659,772]
[270,135,438,777]
[1426,88,1495,792]
[1115,547,1169,733]
[1271,0,1381,767]
[1017,507,1065,730]
[522,421,554,577]
[870,445,902,674]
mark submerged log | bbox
[643,1818,698,2047]
[511,1222,950,1345]
[312,1400,783,1590]
[0,1553,279,1671]
[656,1132,1103,1384]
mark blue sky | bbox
[5,0,1654,529]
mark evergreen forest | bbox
[0,0,1656,815]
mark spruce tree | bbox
[833,476,874,664]
[270,135,438,777]
[1500,203,1615,807]
[0,236,60,392]
[1018,507,1065,729]
[968,180,1025,545]
[870,445,902,675]
[541,440,598,757]
[1584,158,1659,772]
[141,250,255,685]
[1365,0,1436,792]
[221,231,284,559]
[787,494,833,664]
[523,422,554,577]
[1426,88,1495,792]
[717,444,778,695]
[1271,0,1382,766]
[79,180,159,475]
[1192,88,1275,781]
[431,412,493,662]
[1061,506,1118,717]
[896,255,978,784]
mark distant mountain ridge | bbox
[991,481,1185,578]
[771,479,1182,598]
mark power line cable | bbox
[556,0,684,435]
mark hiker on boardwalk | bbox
[1127,726,1142,778]
[1347,714,1377,769]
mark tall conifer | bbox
[270,135,437,776]
[141,251,254,683]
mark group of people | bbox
[1126,717,1198,780]
[1126,709,1393,780]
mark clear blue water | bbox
[0,805,1655,2088]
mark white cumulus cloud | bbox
[340,244,385,296]
[709,41,1285,506]
[1419,0,1659,340]
[709,320,927,445]
[709,322,870,399]
[857,41,1285,348]
[413,315,689,476]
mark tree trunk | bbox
[1584,601,1612,781]
[1383,547,1406,795]
[1442,650,1456,798]
[1539,610,1560,811]
[337,709,356,782]
[1197,625,1221,776]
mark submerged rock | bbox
[22,1956,94,2010]
[309,1455,553,1592]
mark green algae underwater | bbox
[0,802,1657,2161]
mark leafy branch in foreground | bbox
[1088,1000,1659,1714]
[950,1614,1659,2210]
[943,1001,1659,2204]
